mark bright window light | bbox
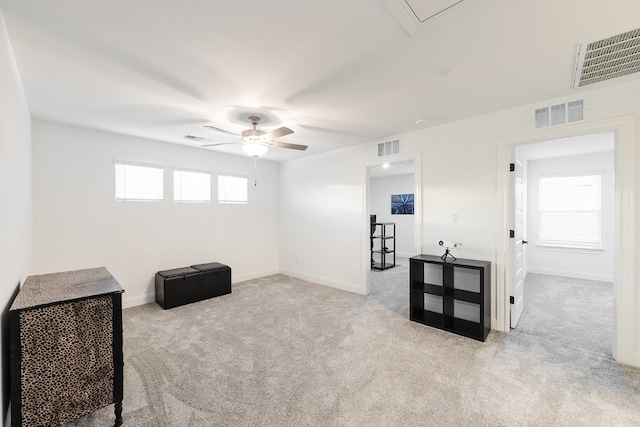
[115,162,163,202]
[539,174,602,247]
[174,169,211,203]
[218,175,248,204]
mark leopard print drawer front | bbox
[19,295,114,427]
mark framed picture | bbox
[391,194,414,215]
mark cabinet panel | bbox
[10,267,124,427]
[453,268,481,293]
[453,300,480,323]
[424,294,443,314]
[424,264,443,286]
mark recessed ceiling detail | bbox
[572,27,640,89]
[404,0,465,22]
[382,0,466,35]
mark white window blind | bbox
[173,169,211,203]
[539,174,601,247]
[218,175,247,204]
[115,162,164,201]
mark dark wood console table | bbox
[9,267,124,426]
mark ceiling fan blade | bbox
[184,134,212,142]
[201,141,241,147]
[262,126,293,141]
[203,125,240,137]
[269,141,308,151]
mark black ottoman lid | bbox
[191,262,229,272]
[157,267,200,278]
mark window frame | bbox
[114,161,164,202]
[173,167,212,203]
[217,174,248,205]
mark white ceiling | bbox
[1,0,639,162]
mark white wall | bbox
[32,121,280,308]
[278,150,365,293]
[0,8,32,420]
[526,151,615,281]
[279,77,640,366]
[370,174,414,257]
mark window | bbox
[173,169,211,203]
[218,175,247,204]
[115,162,163,201]
[539,174,602,248]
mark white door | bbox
[510,157,525,328]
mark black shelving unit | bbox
[371,222,395,270]
[409,254,491,341]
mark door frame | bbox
[363,151,422,294]
[496,115,636,366]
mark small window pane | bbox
[218,175,247,204]
[115,163,163,201]
[174,169,211,203]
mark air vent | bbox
[572,28,640,88]
[534,100,584,129]
[378,139,401,157]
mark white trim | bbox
[497,115,636,366]
[279,268,362,295]
[122,292,155,308]
[527,267,613,283]
[535,244,604,254]
[233,268,279,283]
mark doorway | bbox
[364,155,422,295]
[496,115,636,366]
[512,132,615,357]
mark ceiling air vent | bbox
[572,27,640,89]
[378,139,401,157]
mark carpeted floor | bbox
[68,261,640,426]
[515,273,614,358]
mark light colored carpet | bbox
[68,261,640,426]
[516,273,614,358]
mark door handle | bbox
[522,240,528,244]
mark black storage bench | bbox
[191,262,232,299]
[155,263,232,309]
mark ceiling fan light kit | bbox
[187,115,308,160]
[242,143,269,158]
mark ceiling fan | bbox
[184,115,308,158]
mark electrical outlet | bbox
[452,213,459,223]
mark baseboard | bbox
[233,268,279,283]
[396,252,413,258]
[279,268,363,295]
[122,292,155,309]
[527,267,613,283]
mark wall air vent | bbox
[534,99,585,129]
[572,27,640,89]
[378,139,401,157]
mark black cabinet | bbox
[9,267,124,426]
[371,222,395,270]
[410,254,491,341]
